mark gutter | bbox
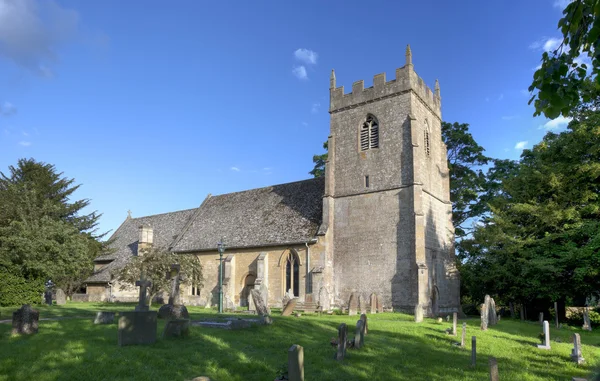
[172,238,318,254]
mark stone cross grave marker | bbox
[582,308,592,331]
[414,304,423,323]
[55,288,66,305]
[369,293,377,314]
[335,323,347,361]
[11,304,39,335]
[360,313,368,335]
[288,344,304,381]
[537,320,551,350]
[135,276,152,312]
[348,292,358,316]
[354,319,364,349]
[461,322,466,347]
[570,333,585,364]
[489,357,499,381]
[282,298,298,317]
[480,303,488,331]
[471,336,476,367]
[250,289,271,316]
[452,312,458,336]
[44,290,52,306]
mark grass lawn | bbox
[0,303,599,381]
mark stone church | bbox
[86,47,460,316]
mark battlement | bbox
[329,46,441,118]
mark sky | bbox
[0,0,575,238]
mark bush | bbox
[0,272,45,306]
[565,307,600,328]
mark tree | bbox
[309,141,328,178]
[529,0,600,119]
[115,247,203,307]
[0,159,104,295]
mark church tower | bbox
[323,46,460,315]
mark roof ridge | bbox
[130,207,198,220]
[168,195,212,250]
[210,177,322,199]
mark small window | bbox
[424,130,431,156]
[360,115,379,151]
[365,175,370,188]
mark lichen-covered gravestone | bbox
[94,311,115,324]
[250,289,271,316]
[360,313,368,335]
[55,288,66,305]
[348,292,358,316]
[335,323,347,361]
[480,303,488,331]
[288,344,304,381]
[582,308,592,331]
[376,294,383,313]
[570,333,585,364]
[281,298,298,317]
[488,297,497,325]
[358,295,367,315]
[11,304,39,335]
[414,304,423,323]
[354,319,364,349]
[369,293,377,314]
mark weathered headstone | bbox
[360,313,368,335]
[288,344,304,381]
[376,294,383,313]
[282,298,298,317]
[369,293,377,314]
[537,320,551,350]
[452,312,458,336]
[471,336,476,367]
[570,333,585,364]
[94,311,115,324]
[250,289,271,316]
[489,357,499,381]
[539,312,544,326]
[135,277,151,312]
[480,303,488,331]
[354,319,365,349]
[44,290,52,306]
[488,298,497,325]
[348,292,358,316]
[318,287,330,312]
[554,301,559,328]
[582,308,592,331]
[335,323,347,361]
[118,311,157,346]
[158,264,189,319]
[55,288,66,305]
[461,322,466,347]
[162,319,190,338]
[11,304,39,335]
[358,295,367,315]
[414,304,423,323]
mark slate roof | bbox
[85,208,197,283]
[171,177,325,252]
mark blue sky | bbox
[0,0,574,237]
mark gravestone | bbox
[489,357,499,381]
[162,319,190,338]
[318,287,330,312]
[158,264,189,319]
[55,288,66,305]
[539,312,544,326]
[118,311,157,346]
[582,308,592,331]
[335,323,347,361]
[414,304,423,323]
[570,333,585,364]
[250,289,271,316]
[44,290,52,306]
[452,312,458,336]
[369,293,377,314]
[537,320,551,350]
[555,301,560,328]
[288,344,304,381]
[461,322,466,347]
[354,319,364,349]
[11,304,39,335]
[94,311,115,324]
[282,298,298,317]
[135,277,151,312]
[376,294,383,313]
[471,336,476,367]
[348,292,358,316]
[358,295,367,315]
[360,313,368,335]
[488,297,497,325]
[480,303,488,331]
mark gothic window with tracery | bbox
[360,115,379,151]
[285,251,300,297]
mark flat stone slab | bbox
[190,316,270,330]
[118,311,157,346]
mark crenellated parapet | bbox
[329,46,441,119]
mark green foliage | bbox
[115,247,203,306]
[565,308,600,327]
[309,141,328,178]
[529,0,600,119]
[0,271,44,306]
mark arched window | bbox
[360,115,379,151]
[285,251,300,297]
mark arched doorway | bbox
[240,273,256,307]
[284,251,300,297]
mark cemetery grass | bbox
[0,304,599,381]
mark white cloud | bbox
[311,103,320,114]
[514,141,528,150]
[292,65,307,80]
[294,48,318,65]
[502,115,519,120]
[22,130,29,136]
[19,141,31,146]
[541,115,572,130]
[530,37,563,54]
[553,0,572,9]
[498,94,504,101]
[0,0,79,76]
[543,38,562,52]
[262,167,271,171]
[0,101,17,116]
[230,166,240,172]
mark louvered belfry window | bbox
[360,115,379,151]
